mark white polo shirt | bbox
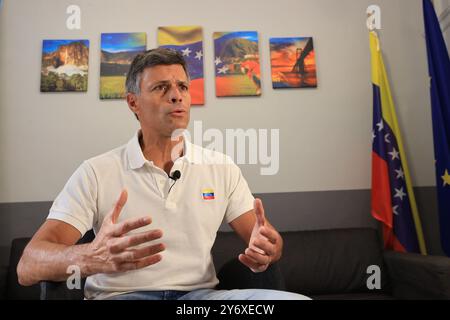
[47,130,255,300]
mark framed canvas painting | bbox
[158,26,204,105]
[269,37,317,88]
[100,32,146,99]
[40,39,89,92]
[213,31,261,97]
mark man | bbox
[17,48,308,300]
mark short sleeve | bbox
[47,161,97,236]
[224,161,255,223]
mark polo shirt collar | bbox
[126,130,194,170]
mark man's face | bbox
[127,64,191,137]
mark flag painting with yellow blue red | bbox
[369,31,426,254]
[157,26,204,105]
[202,189,215,200]
[423,0,450,256]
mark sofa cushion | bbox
[15,229,389,299]
[216,258,286,291]
[212,232,247,273]
[278,228,390,295]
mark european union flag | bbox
[423,0,450,256]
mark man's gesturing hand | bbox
[238,199,282,273]
[83,190,165,276]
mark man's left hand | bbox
[238,198,282,273]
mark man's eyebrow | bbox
[147,80,170,89]
[146,79,189,90]
[151,80,170,86]
[176,80,189,85]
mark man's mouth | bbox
[169,108,186,116]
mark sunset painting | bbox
[269,37,317,88]
[158,26,204,105]
[100,32,146,99]
[40,39,89,92]
[213,31,261,97]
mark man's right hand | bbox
[83,189,165,276]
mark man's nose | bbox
[168,86,182,104]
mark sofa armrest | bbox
[0,265,8,299]
[40,230,94,300]
[383,251,450,299]
[7,238,40,299]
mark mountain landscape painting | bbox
[269,37,317,88]
[100,33,146,99]
[158,26,204,105]
[213,31,261,97]
[40,39,89,92]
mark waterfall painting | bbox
[40,39,89,92]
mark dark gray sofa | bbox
[3,228,450,300]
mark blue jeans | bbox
[108,289,310,300]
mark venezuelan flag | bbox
[157,26,204,105]
[369,31,426,254]
[202,189,215,200]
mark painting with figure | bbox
[213,31,261,97]
[270,37,317,88]
[100,33,146,99]
[158,26,204,105]
[40,39,89,92]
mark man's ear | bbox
[126,92,139,117]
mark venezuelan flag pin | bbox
[202,188,215,200]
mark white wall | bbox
[0,0,435,202]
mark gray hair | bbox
[125,47,189,96]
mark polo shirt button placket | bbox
[165,175,177,209]
[165,201,176,210]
